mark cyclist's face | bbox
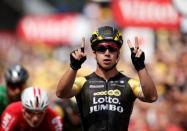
[94,42,119,70]
[7,84,26,102]
[23,108,46,127]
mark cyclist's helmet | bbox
[5,64,29,86]
[90,26,123,50]
[21,86,49,111]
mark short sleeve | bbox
[128,79,142,97]
[73,77,86,94]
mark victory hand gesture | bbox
[127,37,145,71]
[70,37,87,70]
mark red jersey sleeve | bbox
[46,107,63,131]
[0,102,21,131]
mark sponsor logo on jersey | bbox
[89,85,104,88]
[90,90,124,114]
[93,89,121,96]
[52,116,63,131]
[1,113,12,130]
[89,81,104,84]
[110,83,125,87]
[109,81,125,87]
[90,103,124,113]
[110,80,125,84]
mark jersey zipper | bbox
[106,80,109,131]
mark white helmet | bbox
[21,86,49,111]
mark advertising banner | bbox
[112,0,181,29]
[17,14,91,46]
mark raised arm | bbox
[56,37,86,98]
[56,68,78,98]
[137,68,158,102]
[127,37,158,102]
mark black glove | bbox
[70,48,86,70]
[130,48,145,71]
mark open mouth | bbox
[103,59,111,64]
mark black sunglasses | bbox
[7,82,25,90]
[95,45,119,53]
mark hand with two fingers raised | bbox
[70,37,87,70]
[127,37,145,71]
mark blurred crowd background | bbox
[0,0,187,130]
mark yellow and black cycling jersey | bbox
[73,72,142,131]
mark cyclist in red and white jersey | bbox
[0,86,63,131]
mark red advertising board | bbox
[17,14,90,46]
[111,0,181,29]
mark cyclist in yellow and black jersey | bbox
[74,72,142,131]
[56,26,158,131]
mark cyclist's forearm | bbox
[56,67,77,98]
[138,68,158,102]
